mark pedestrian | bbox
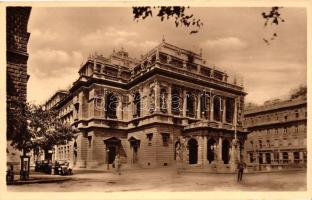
[237,160,246,182]
[114,154,121,175]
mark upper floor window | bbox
[186,92,195,118]
[160,88,167,113]
[133,92,141,118]
[146,133,153,146]
[259,140,262,148]
[213,96,222,122]
[88,136,92,148]
[295,125,299,133]
[275,128,278,135]
[284,127,287,134]
[171,87,181,115]
[284,115,288,121]
[225,97,235,123]
[106,93,117,119]
[295,110,299,118]
[161,133,170,146]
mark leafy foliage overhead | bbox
[289,85,307,100]
[132,6,203,34]
[8,102,74,153]
[261,7,285,45]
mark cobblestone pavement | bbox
[7,168,306,192]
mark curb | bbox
[7,177,72,185]
[178,168,306,174]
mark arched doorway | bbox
[188,138,198,164]
[207,138,216,164]
[222,139,230,164]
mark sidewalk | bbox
[7,173,72,185]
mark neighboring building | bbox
[244,95,307,170]
[48,41,248,172]
[6,7,31,172]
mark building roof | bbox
[245,96,306,115]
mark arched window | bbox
[213,96,222,121]
[106,93,117,119]
[200,93,210,119]
[171,87,180,115]
[160,88,167,113]
[149,88,155,113]
[186,92,195,118]
[188,138,198,164]
[133,92,141,118]
[225,97,235,123]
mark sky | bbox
[27,7,307,105]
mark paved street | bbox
[7,168,306,192]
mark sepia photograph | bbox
[2,1,311,199]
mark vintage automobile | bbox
[55,160,73,176]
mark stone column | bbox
[299,151,304,163]
[155,81,160,113]
[289,151,294,163]
[279,152,283,163]
[203,136,208,166]
[197,93,201,119]
[168,85,172,115]
[263,153,266,164]
[197,136,203,165]
[117,96,123,120]
[233,98,238,125]
[218,137,222,162]
[210,95,214,121]
[183,89,187,117]
[270,153,274,163]
[128,93,133,120]
[222,98,226,123]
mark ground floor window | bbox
[293,152,300,163]
[265,153,271,164]
[282,152,289,163]
[249,153,254,163]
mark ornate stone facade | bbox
[48,41,247,172]
[244,96,307,171]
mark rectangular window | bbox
[88,136,92,148]
[259,140,262,148]
[282,152,289,163]
[146,133,153,146]
[249,153,254,163]
[266,140,270,147]
[275,128,278,135]
[284,127,287,134]
[161,133,170,146]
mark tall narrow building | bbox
[6,7,31,172]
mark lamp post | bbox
[106,149,110,170]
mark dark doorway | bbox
[107,146,117,164]
[265,153,271,164]
[207,138,216,163]
[133,146,138,163]
[104,137,121,164]
[188,138,198,164]
[222,139,230,164]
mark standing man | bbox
[114,154,121,175]
[237,159,246,182]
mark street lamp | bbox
[106,149,110,170]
